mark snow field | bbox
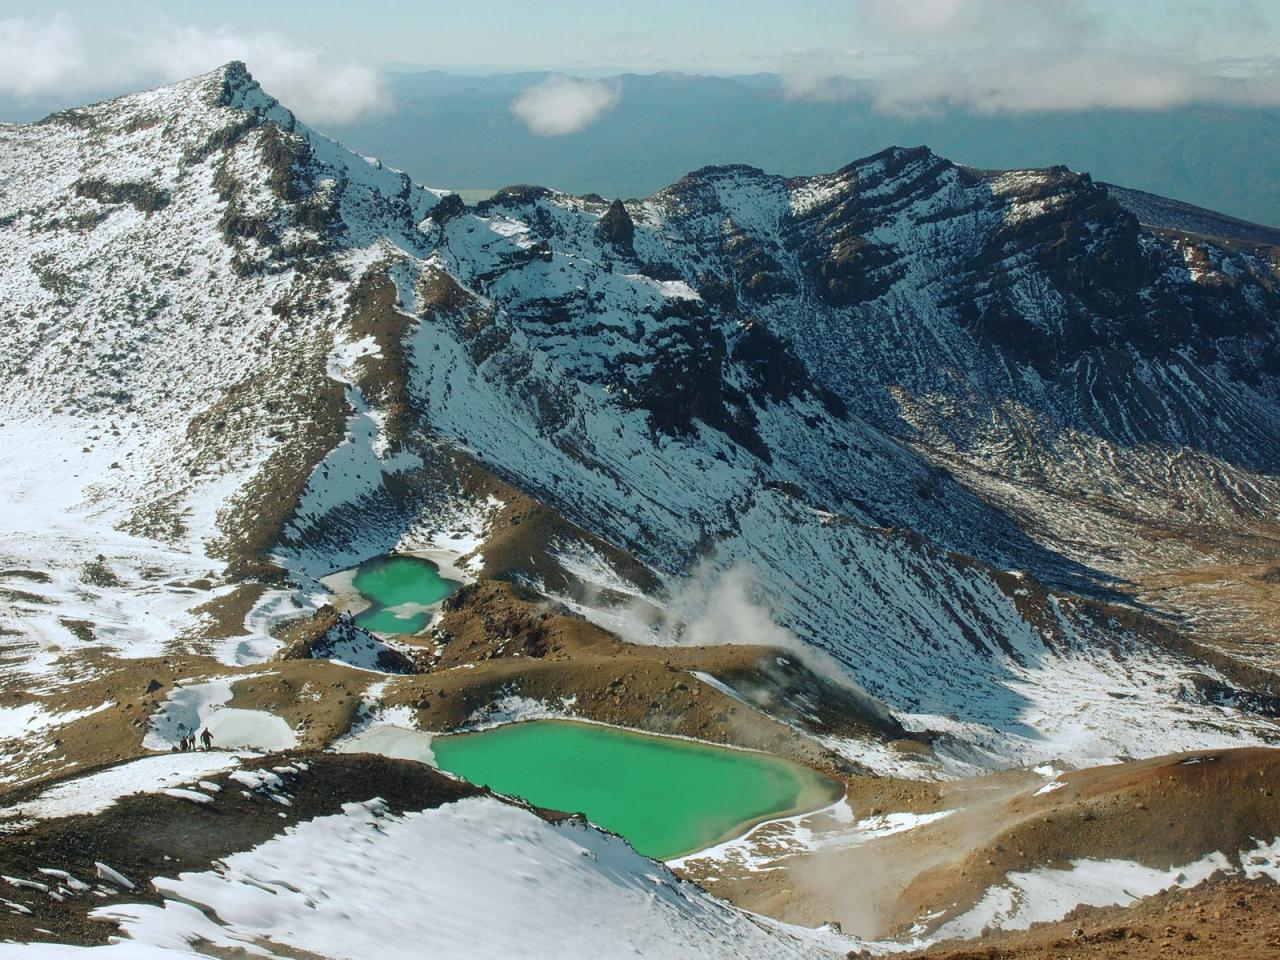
[94,796,833,959]
[143,679,296,752]
[0,752,249,821]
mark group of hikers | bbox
[175,727,214,752]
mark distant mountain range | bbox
[3,69,1279,227]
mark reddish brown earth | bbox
[894,877,1280,959]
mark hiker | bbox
[178,733,190,752]
[200,728,213,750]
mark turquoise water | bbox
[350,555,455,635]
[354,606,431,634]
[431,719,843,859]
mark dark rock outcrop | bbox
[596,198,635,255]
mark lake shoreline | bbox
[432,717,845,860]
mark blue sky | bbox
[1,1,1278,123]
[0,0,859,73]
[3,0,1277,73]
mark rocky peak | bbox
[657,163,785,218]
[476,184,556,213]
[216,60,257,101]
[213,60,293,125]
[595,198,636,254]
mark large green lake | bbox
[351,555,456,634]
[430,719,843,859]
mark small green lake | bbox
[350,555,456,635]
[430,719,843,859]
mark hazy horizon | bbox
[3,2,1278,224]
[10,60,1278,229]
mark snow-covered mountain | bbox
[1,61,1278,784]
[2,60,1280,957]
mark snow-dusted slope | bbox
[0,64,1276,779]
[610,151,1280,648]
[0,754,846,959]
[0,64,431,669]
[1107,181,1280,247]
[79,796,836,960]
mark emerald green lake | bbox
[430,720,843,859]
[350,555,456,635]
[354,606,430,634]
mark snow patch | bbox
[86,796,836,959]
[143,678,296,751]
[0,752,246,821]
[937,837,1280,939]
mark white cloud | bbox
[867,51,1280,115]
[510,74,620,135]
[859,0,1098,45]
[0,16,92,96]
[0,16,386,125]
[140,27,387,124]
[778,52,871,103]
[781,0,1280,114]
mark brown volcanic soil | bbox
[0,648,221,786]
[1136,560,1280,668]
[0,751,486,947]
[0,645,404,791]
[899,748,1280,935]
[377,578,908,776]
[680,748,1280,942]
[681,767,1037,935]
[0,576,911,794]
[3,582,1279,957]
[896,877,1280,958]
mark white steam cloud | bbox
[510,74,621,135]
[0,16,386,125]
[636,560,895,726]
[782,0,1280,114]
[659,563,855,690]
[662,563,796,650]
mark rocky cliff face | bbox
[1,63,1277,778]
[600,143,1280,654]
